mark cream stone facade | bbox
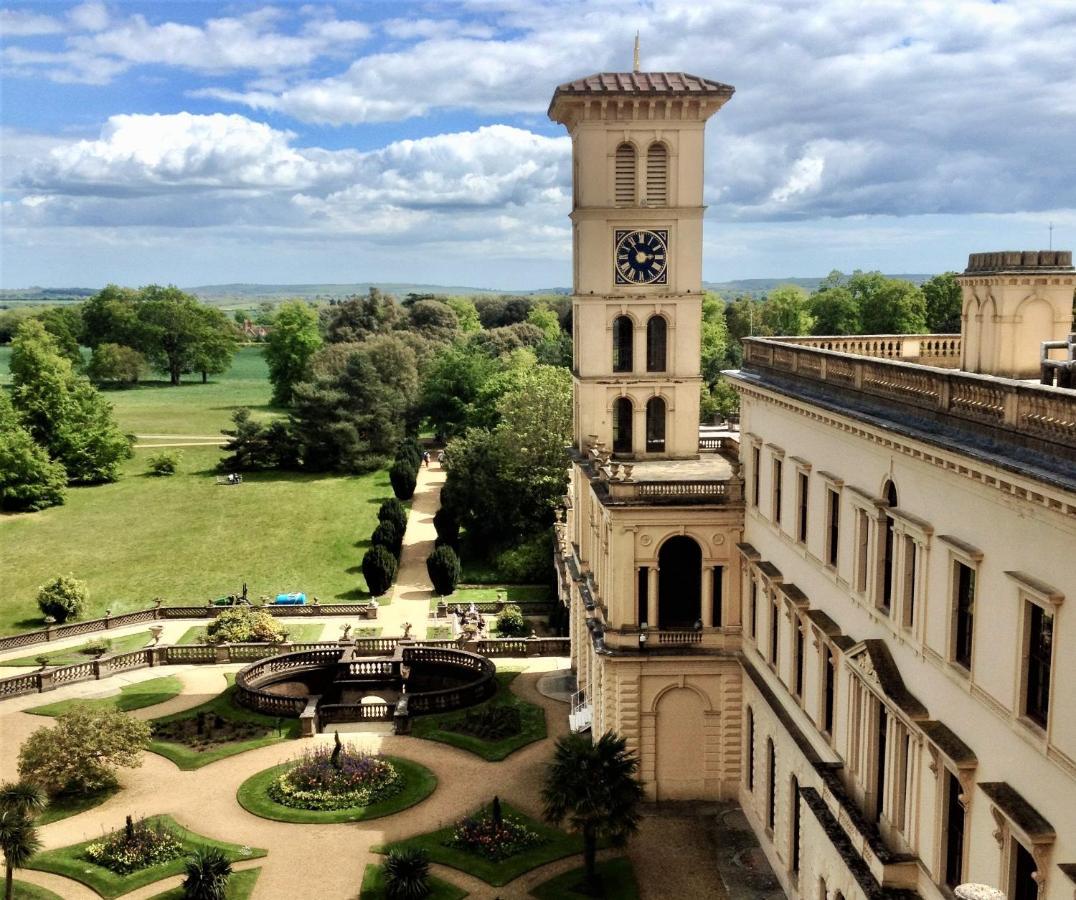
[550,66,1076,900]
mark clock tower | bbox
[548,68,734,459]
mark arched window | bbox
[881,480,898,614]
[646,142,668,205]
[612,316,634,372]
[658,535,702,627]
[615,143,636,205]
[613,397,633,454]
[645,397,666,452]
[646,315,667,372]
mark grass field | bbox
[529,858,639,899]
[27,675,183,716]
[11,882,64,900]
[173,623,325,645]
[0,632,154,667]
[149,867,261,900]
[360,864,466,900]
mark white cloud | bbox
[0,7,63,36]
[67,2,109,32]
[770,154,825,204]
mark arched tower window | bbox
[645,397,666,452]
[646,142,668,205]
[612,315,634,372]
[658,535,702,627]
[615,143,637,205]
[612,397,633,454]
[646,315,667,372]
[881,480,898,614]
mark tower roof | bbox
[552,71,734,99]
[548,71,734,122]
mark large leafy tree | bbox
[419,346,499,439]
[700,292,730,385]
[542,732,644,896]
[860,278,928,334]
[264,301,322,405]
[0,393,66,512]
[135,286,237,385]
[9,320,130,484]
[320,288,399,343]
[760,285,814,336]
[809,286,861,335]
[922,271,963,333]
[407,299,458,342]
[80,284,140,348]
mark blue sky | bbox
[2,0,1075,290]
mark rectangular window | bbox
[637,567,649,626]
[1024,602,1053,727]
[767,740,777,832]
[791,774,801,876]
[902,536,918,628]
[874,703,888,823]
[893,728,910,831]
[748,579,758,639]
[953,561,976,669]
[823,648,836,735]
[751,446,761,507]
[826,489,840,567]
[770,594,780,668]
[797,472,809,543]
[712,566,723,627]
[1012,839,1038,900]
[794,621,805,699]
[943,771,966,888]
[772,459,783,525]
[855,510,870,593]
[746,707,755,791]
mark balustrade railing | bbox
[766,334,961,366]
[743,338,1076,451]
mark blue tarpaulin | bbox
[273,592,306,605]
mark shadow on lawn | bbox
[334,587,372,601]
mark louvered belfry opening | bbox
[615,143,637,205]
[646,142,668,205]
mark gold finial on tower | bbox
[633,32,640,72]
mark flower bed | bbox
[151,711,272,751]
[445,704,522,741]
[84,818,184,874]
[267,744,402,811]
[446,807,544,862]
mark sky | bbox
[2,0,1075,290]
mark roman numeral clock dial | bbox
[614,230,669,285]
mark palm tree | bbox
[382,847,430,900]
[0,783,45,821]
[182,847,232,900]
[0,810,42,900]
[542,731,644,897]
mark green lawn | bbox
[1,632,154,668]
[236,756,437,824]
[374,801,590,887]
[360,864,467,900]
[38,784,120,825]
[27,814,267,899]
[27,675,183,717]
[173,623,325,645]
[148,866,261,900]
[410,671,546,761]
[148,678,299,769]
[530,858,639,899]
[11,882,64,900]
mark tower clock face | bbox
[614,230,669,285]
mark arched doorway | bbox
[658,535,702,628]
[655,687,705,799]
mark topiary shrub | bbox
[437,478,462,517]
[432,507,459,547]
[371,519,403,558]
[36,575,87,624]
[146,450,182,477]
[426,545,461,597]
[494,531,554,583]
[362,546,398,597]
[377,498,409,535]
[383,846,431,900]
[389,461,417,500]
[182,846,233,900]
[205,607,284,644]
[495,603,529,637]
[394,438,422,471]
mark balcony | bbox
[766,333,961,368]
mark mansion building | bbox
[549,69,1076,900]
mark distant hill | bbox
[703,274,935,299]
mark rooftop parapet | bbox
[963,250,1073,273]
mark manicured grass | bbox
[1,632,153,667]
[360,864,467,900]
[530,858,639,900]
[410,671,546,761]
[37,783,120,825]
[374,801,590,887]
[11,882,64,900]
[0,444,392,634]
[26,675,183,717]
[173,623,325,645]
[28,814,266,899]
[429,585,552,610]
[148,679,298,769]
[425,625,453,639]
[148,866,262,900]
[236,755,437,824]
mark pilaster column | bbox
[647,566,659,628]
[701,566,714,627]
